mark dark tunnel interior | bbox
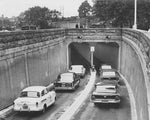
[69,42,119,72]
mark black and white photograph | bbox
[0,0,150,120]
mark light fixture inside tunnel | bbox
[106,35,111,39]
[77,36,82,39]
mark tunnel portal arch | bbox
[68,42,120,71]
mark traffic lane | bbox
[4,74,91,120]
[71,86,131,120]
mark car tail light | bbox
[13,102,15,107]
[36,102,38,107]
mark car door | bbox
[41,89,50,107]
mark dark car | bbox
[54,72,80,90]
[91,81,121,105]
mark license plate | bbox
[23,104,28,109]
[62,84,66,87]
[102,100,108,103]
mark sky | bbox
[0,0,93,18]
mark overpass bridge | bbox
[0,28,149,120]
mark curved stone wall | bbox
[121,29,150,120]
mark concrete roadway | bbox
[4,74,131,120]
[71,77,131,120]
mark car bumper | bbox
[91,99,120,104]
[55,86,75,90]
[13,106,42,112]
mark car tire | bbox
[42,105,47,113]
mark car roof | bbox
[60,72,74,76]
[71,65,83,68]
[102,71,116,77]
[22,86,46,92]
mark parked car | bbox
[68,65,86,78]
[13,85,56,113]
[54,72,80,90]
[100,69,120,83]
[91,81,121,105]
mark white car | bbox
[13,85,56,113]
[100,64,112,71]
[68,65,86,78]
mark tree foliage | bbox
[18,6,61,29]
[92,0,150,30]
[78,0,92,18]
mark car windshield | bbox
[101,72,118,79]
[20,91,40,98]
[95,86,116,93]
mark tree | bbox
[78,0,92,18]
[93,1,110,21]
[108,1,132,27]
[92,0,150,29]
[49,10,61,21]
[23,6,50,29]
[19,6,61,29]
[137,1,150,30]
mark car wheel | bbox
[42,105,47,113]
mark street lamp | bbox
[133,0,137,29]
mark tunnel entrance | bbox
[68,42,119,71]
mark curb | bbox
[120,74,137,120]
[0,105,13,118]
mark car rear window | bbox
[71,66,82,71]
[20,91,40,98]
[60,73,74,82]
[102,71,116,77]
[95,86,116,93]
